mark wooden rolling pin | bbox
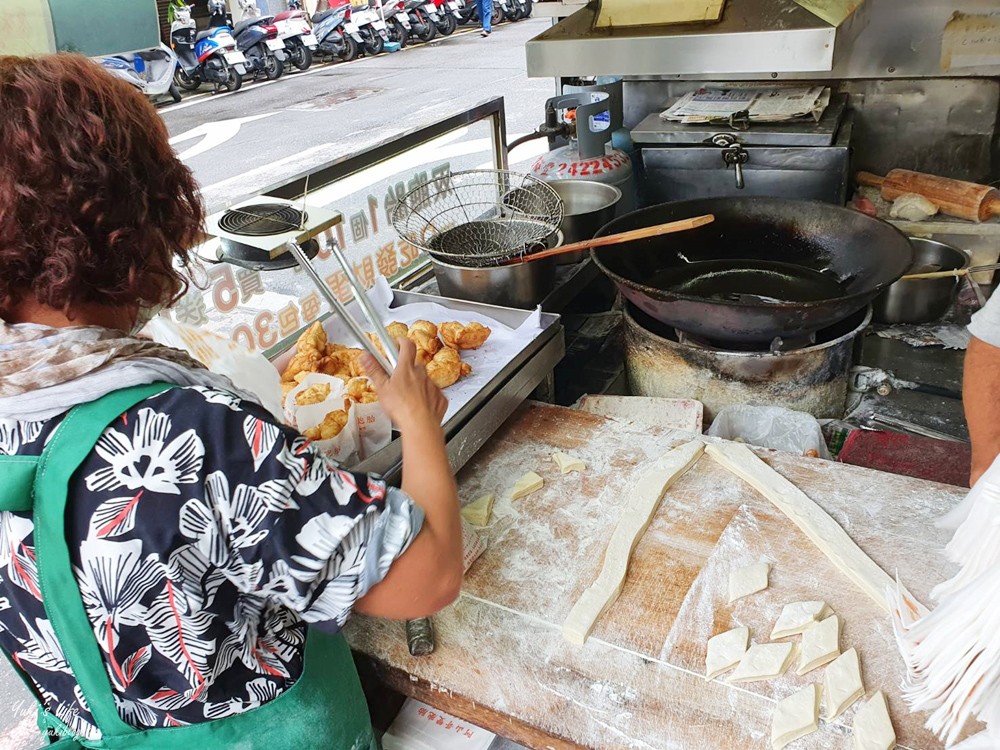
[856,169,1000,223]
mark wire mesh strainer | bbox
[391,169,564,268]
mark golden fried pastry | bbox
[303,409,349,441]
[409,320,438,339]
[282,349,322,383]
[425,346,464,389]
[345,348,366,378]
[281,380,299,400]
[295,383,331,406]
[297,321,328,356]
[325,342,346,357]
[439,321,491,351]
[386,321,409,341]
[343,377,379,407]
[460,362,472,377]
[408,329,442,357]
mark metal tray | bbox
[274,289,564,485]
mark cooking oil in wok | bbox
[652,260,845,304]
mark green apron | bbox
[0,384,377,750]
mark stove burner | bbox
[219,204,306,236]
[674,328,818,353]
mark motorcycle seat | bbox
[311,9,334,23]
[195,29,216,42]
[273,10,292,20]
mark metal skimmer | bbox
[391,169,563,268]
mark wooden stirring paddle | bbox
[505,214,715,265]
[902,262,1000,280]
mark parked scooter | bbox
[96,43,182,103]
[500,0,530,20]
[462,0,502,27]
[404,0,437,43]
[431,0,461,36]
[353,3,390,56]
[313,0,362,61]
[272,6,319,70]
[227,0,287,81]
[170,4,246,92]
[374,0,412,48]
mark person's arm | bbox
[352,338,464,618]
[964,335,1000,486]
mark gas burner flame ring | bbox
[219,203,307,236]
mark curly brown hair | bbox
[0,54,204,318]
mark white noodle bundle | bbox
[889,456,1000,747]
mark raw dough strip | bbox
[562,440,706,645]
[705,442,896,613]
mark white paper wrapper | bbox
[146,316,283,420]
[285,373,391,465]
[461,518,487,574]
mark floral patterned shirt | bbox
[0,386,422,739]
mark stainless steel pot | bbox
[873,238,969,324]
[431,232,561,309]
[548,180,622,264]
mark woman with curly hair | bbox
[0,54,463,749]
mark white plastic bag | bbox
[145,316,283,421]
[706,405,831,459]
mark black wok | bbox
[591,197,913,344]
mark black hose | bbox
[506,130,548,153]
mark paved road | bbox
[161,17,555,212]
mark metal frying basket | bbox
[391,170,563,268]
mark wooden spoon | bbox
[505,214,716,265]
[901,262,1000,280]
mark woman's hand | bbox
[361,338,447,429]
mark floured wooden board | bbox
[574,394,704,432]
[344,403,968,750]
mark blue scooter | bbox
[171,4,247,92]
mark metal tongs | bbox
[283,236,437,656]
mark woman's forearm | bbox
[964,336,1000,485]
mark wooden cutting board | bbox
[345,403,971,749]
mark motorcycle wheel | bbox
[265,53,285,80]
[390,18,409,48]
[340,35,360,61]
[364,33,385,55]
[222,65,242,92]
[168,81,183,103]
[438,12,457,35]
[174,68,201,91]
[491,5,503,24]
[291,43,313,71]
[415,12,437,41]
[521,0,532,17]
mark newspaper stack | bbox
[660,86,832,124]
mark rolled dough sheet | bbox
[705,626,750,680]
[728,642,796,684]
[562,440,705,645]
[728,562,770,603]
[461,494,495,526]
[771,601,830,639]
[824,647,865,720]
[706,442,903,613]
[511,471,544,500]
[772,683,821,750]
[852,691,896,750]
[797,614,840,675]
[552,452,586,474]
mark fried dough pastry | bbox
[282,349,322,383]
[408,329,442,357]
[281,380,299,400]
[303,409,349,441]
[460,361,472,377]
[426,346,464,389]
[344,377,378,405]
[439,321,491,350]
[409,319,438,338]
[295,383,331,406]
[297,321,328,356]
[386,321,409,341]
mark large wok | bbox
[591,197,913,344]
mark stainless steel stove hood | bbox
[526,0,844,77]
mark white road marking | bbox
[158,28,480,116]
[169,113,278,161]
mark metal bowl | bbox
[873,237,969,324]
[548,180,622,264]
[431,232,562,309]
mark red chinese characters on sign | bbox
[208,266,240,313]
[254,311,278,350]
[300,292,322,323]
[235,268,265,302]
[277,302,301,338]
[231,323,255,351]
[352,255,376,289]
[172,292,209,327]
[325,272,352,303]
[376,242,399,278]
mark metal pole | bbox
[285,241,395,373]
